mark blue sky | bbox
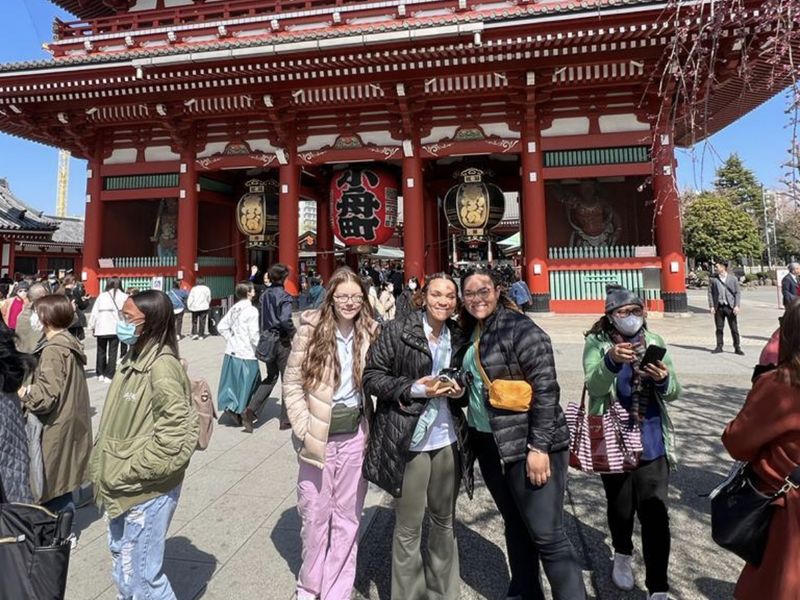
[0,0,794,217]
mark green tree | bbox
[682,192,763,262]
[714,154,763,214]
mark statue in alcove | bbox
[560,180,622,248]
[153,198,178,258]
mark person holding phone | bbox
[362,272,470,600]
[582,285,681,600]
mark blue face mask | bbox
[116,321,140,346]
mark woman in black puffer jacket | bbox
[459,267,584,600]
[363,273,471,600]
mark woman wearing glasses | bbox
[582,285,680,600]
[460,267,585,600]
[363,272,470,600]
[283,268,378,600]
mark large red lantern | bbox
[331,166,398,246]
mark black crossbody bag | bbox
[711,461,800,566]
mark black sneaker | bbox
[735,348,745,356]
[711,347,723,354]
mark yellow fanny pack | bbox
[473,331,533,413]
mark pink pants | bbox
[296,421,367,600]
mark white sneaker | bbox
[192,334,199,340]
[612,553,635,591]
[648,594,669,600]
[97,375,105,383]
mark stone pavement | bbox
[66,287,782,600]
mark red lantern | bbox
[331,166,398,246]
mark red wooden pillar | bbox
[316,193,335,283]
[403,151,425,281]
[82,148,104,296]
[521,105,550,312]
[178,145,199,286]
[653,130,687,312]
[279,162,301,296]
[424,189,440,275]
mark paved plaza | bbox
[65,288,783,600]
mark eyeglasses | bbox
[463,287,493,301]
[333,294,364,305]
[614,307,643,318]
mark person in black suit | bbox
[781,262,800,307]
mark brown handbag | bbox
[473,333,533,412]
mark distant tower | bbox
[56,149,70,217]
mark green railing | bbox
[549,269,661,301]
[103,173,180,190]
[103,256,178,268]
[100,276,177,294]
[203,276,235,299]
[99,275,235,300]
[197,256,236,267]
[544,146,650,168]
[548,246,643,259]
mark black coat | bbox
[782,273,798,307]
[469,304,569,465]
[259,285,296,339]
[362,311,472,498]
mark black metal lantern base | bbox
[662,292,688,313]
[528,293,551,313]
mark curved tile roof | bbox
[0,179,58,234]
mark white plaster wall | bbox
[247,139,279,154]
[599,114,650,133]
[145,146,180,162]
[298,134,339,152]
[196,142,228,159]
[421,126,459,145]
[482,122,520,139]
[358,131,398,146]
[104,148,138,165]
[541,117,590,137]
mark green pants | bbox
[392,443,461,600]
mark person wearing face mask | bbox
[19,294,92,515]
[215,281,261,431]
[363,273,471,600]
[582,285,681,600]
[91,290,198,600]
[394,276,421,321]
[15,282,49,354]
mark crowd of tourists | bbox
[1,261,799,600]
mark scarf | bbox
[609,328,654,423]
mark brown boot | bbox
[242,408,255,433]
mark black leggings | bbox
[470,430,586,600]
[601,456,670,594]
[95,335,119,379]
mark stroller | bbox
[0,479,73,600]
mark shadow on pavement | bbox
[696,576,737,599]
[270,509,302,576]
[163,536,217,600]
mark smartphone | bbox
[640,344,667,368]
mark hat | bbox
[604,285,643,314]
[15,281,30,292]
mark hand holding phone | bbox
[640,344,666,369]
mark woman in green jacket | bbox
[582,286,680,600]
[91,290,199,600]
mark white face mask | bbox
[408,281,418,291]
[612,314,644,337]
[30,312,44,333]
[387,284,394,293]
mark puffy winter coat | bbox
[362,310,472,498]
[467,304,569,464]
[283,310,378,468]
[0,391,32,503]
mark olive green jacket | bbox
[90,343,198,518]
[582,329,681,467]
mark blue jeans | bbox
[107,487,180,600]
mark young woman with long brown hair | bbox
[282,267,379,600]
[722,298,800,599]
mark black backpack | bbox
[0,478,73,599]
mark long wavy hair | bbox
[778,298,800,386]
[301,267,378,392]
[458,267,520,333]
